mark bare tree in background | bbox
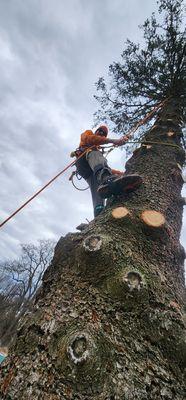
[0,239,55,346]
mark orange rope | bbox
[0,98,168,229]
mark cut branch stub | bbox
[83,235,102,252]
[51,329,111,393]
[167,131,175,137]
[140,210,165,228]
[104,269,149,307]
[112,206,130,219]
[142,144,152,150]
[68,333,90,365]
[123,271,145,291]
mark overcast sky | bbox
[0,0,185,260]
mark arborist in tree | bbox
[74,125,142,218]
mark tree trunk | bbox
[0,98,186,399]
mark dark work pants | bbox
[86,173,104,214]
[85,150,111,216]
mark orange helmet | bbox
[95,125,108,137]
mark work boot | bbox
[98,174,143,199]
[95,167,112,185]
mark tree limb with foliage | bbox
[94,0,185,143]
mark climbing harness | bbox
[0,97,182,229]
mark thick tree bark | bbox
[0,98,186,399]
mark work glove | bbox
[112,135,129,146]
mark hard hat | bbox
[95,125,108,137]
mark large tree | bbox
[0,0,185,399]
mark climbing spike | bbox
[112,206,130,219]
[140,210,165,228]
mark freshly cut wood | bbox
[167,131,175,137]
[140,210,165,228]
[142,144,152,150]
[112,206,129,219]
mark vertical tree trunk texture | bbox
[0,99,186,399]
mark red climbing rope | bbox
[0,98,169,229]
